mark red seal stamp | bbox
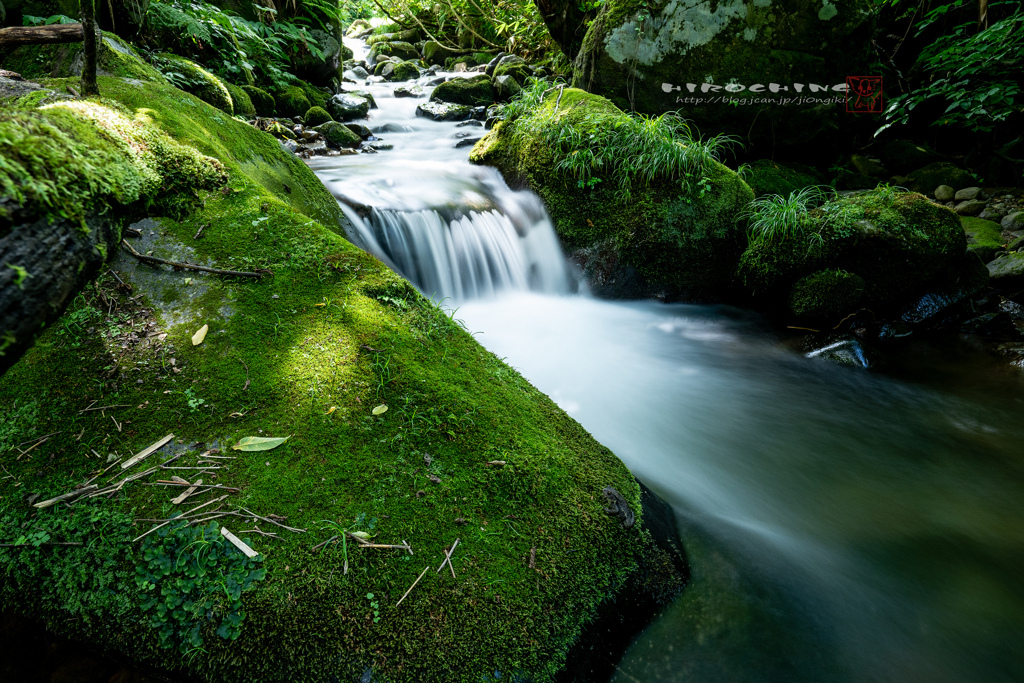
[846,76,883,113]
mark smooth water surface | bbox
[313,46,1024,682]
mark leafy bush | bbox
[136,521,266,653]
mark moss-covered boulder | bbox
[0,32,166,83]
[987,252,1024,287]
[289,27,344,86]
[327,93,371,121]
[423,40,458,66]
[274,85,311,118]
[572,0,873,149]
[156,54,233,114]
[318,120,361,148]
[471,87,753,298]
[788,269,865,320]
[961,216,1005,263]
[742,159,823,198]
[430,74,495,106]
[241,86,275,116]
[0,73,681,683]
[738,189,972,316]
[366,28,421,45]
[368,41,420,65]
[385,60,421,82]
[899,162,978,196]
[492,58,530,85]
[225,83,256,117]
[304,105,333,126]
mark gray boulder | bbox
[934,185,955,202]
[416,101,473,121]
[954,200,986,216]
[954,187,983,201]
[1001,211,1024,231]
[327,93,370,121]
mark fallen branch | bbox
[121,239,266,279]
[396,566,430,607]
[121,433,174,470]
[0,24,84,47]
[312,535,341,552]
[238,507,306,533]
[79,404,129,413]
[436,538,459,579]
[171,479,202,505]
[33,485,98,509]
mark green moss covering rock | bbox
[346,19,373,37]
[423,40,458,66]
[471,87,753,298]
[0,73,678,683]
[1,32,167,83]
[318,120,361,148]
[156,54,233,115]
[788,269,865,319]
[961,216,1005,263]
[987,251,1024,287]
[738,189,970,315]
[385,60,421,82]
[274,85,311,118]
[304,105,333,126]
[742,159,823,198]
[241,85,275,116]
[225,83,256,117]
[900,162,978,196]
[368,40,420,64]
[493,59,530,85]
[430,74,495,106]
[572,0,874,148]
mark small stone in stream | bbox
[350,66,369,79]
[345,89,378,109]
[955,187,983,201]
[374,122,411,133]
[454,137,481,148]
[394,84,424,98]
[318,121,362,148]
[1002,211,1024,231]
[415,101,472,121]
[456,120,483,127]
[454,131,473,138]
[426,76,445,86]
[955,199,986,216]
[961,312,1016,336]
[344,123,373,139]
[472,106,488,120]
[934,185,955,202]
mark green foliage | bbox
[136,521,266,652]
[740,186,833,246]
[878,0,1023,135]
[506,80,738,200]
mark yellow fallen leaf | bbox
[315,303,326,307]
[325,406,337,415]
[191,324,209,346]
[372,404,388,416]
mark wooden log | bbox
[0,24,85,47]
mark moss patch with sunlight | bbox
[0,74,675,683]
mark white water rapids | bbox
[307,40,1024,683]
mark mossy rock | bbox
[345,19,373,36]
[493,61,530,85]
[368,41,420,64]
[788,269,865,320]
[423,40,458,66]
[225,83,256,117]
[366,28,420,45]
[738,189,968,313]
[0,72,676,683]
[470,87,753,299]
[318,120,361,148]
[274,85,311,118]
[902,162,978,196]
[387,60,421,82]
[288,28,344,87]
[241,85,275,117]
[573,0,874,149]
[430,74,495,107]
[156,54,234,115]
[742,159,823,198]
[1,32,166,83]
[304,105,333,126]
[327,93,371,121]
[987,251,1024,287]
[961,216,1005,263]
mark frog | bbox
[602,486,635,529]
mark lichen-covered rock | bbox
[961,217,1005,264]
[225,83,256,117]
[572,0,873,149]
[394,84,425,98]
[327,93,370,121]
[470,87,753,299]
[242,86,275,116]
[430,74,495,106]
[318,121,362,148]
[275,86,311,118]
[304,105,333,126]
[368,41,420,65]
[157,54,233,114]
[388,60,422,82]
[742,159,822,198]
[738,189,970,314]
[987,252,1024,287]
[415,101,474,121]
[788,269,865,319]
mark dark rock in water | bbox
[393,84,424,98]
[318,121,362,148]
[961,311,1016,336]
[365,142,394,151]
[373,122,412,134]
[456,119,483,127]
[988,252,1024,287]
[429,74,494,106]
[454,137,481,148]
[327,93,370,121]
[415,101,472,121]
[344,123,373,139]
[471,106,488,120]
[894,253,990,329]
[425,76,446,86]
[805,338,874,368]
[344,89,378,109]
[347,66,369,80]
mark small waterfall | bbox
[334,169,575,300]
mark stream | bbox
[308,39,1024,683]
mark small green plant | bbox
[136,520,266,653]
[366,592,381,623]
[182,388,206,412]
[740,186,833,246]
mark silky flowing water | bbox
[310,42,1024,682]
